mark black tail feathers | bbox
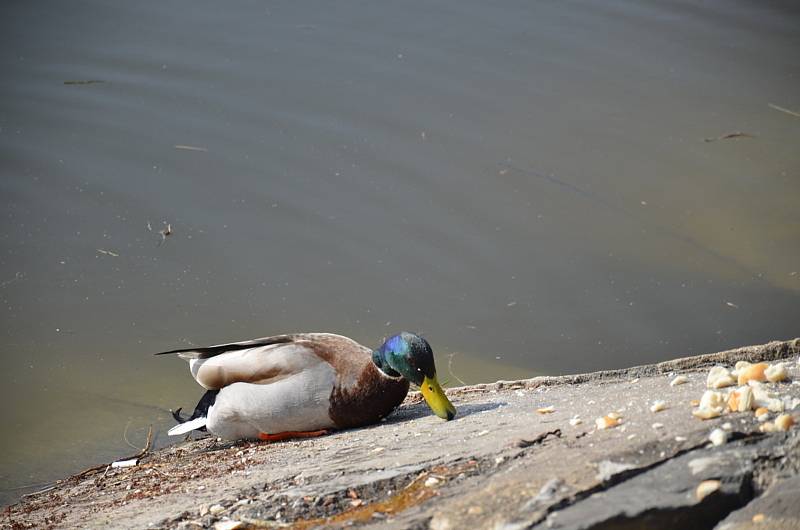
[171,389,219,431]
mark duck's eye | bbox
[428,386,433,391]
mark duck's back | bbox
[197,333,409,437]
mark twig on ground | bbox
[71,425,155,482]
[20,485,57,499]
[72,463,110,481]
[513,429,562,448]
[132,425,155,460]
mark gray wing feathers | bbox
[154,335,296,359]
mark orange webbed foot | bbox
[258,429,332,442]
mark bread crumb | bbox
[670,375,689,386]
[696,480,721,500]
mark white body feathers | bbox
[169,335,345,439]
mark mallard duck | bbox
[158,332,456,440]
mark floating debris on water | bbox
[63,79,106,85]
[768,102,800,119]
[158,223,173,246]
[174,145,208,152]
[703,132,754,143]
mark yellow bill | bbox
[420,375,456,420]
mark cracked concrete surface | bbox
[3,338,799,529]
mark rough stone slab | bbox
[3,338,799,530]
[530,433,796,530]
[714,475,800,530]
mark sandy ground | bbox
[3,338,800,530]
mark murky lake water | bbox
[1,0,799,505]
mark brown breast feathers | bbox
[302,334,410,429]
[328,362,410,429]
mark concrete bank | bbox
[4,338,800,530]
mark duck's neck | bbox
[371,349,401,377]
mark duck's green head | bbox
[373,332,456,421]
